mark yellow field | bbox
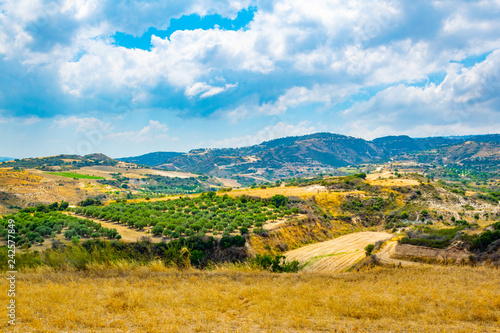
[0,169,103,208]
[285,232,393,272]
[1,265,499,332]
[227,185,329,199]
[369,178,420,187]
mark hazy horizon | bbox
[2,131,499,160]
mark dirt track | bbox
[68,213,165,243]
[374,239,419,267]
[285,232,393,272]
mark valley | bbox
[1,132,500,332]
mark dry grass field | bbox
[368,178,420,187]
[366,169,420,187]
[0,169,102,210]
[285,232,393,272]
[227,185,330,200]
[1,265,499,332]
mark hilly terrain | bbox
[405,140,500,172]
[117,151,183,167]
[123,132,500,184]
[0,153,220,214]
[2,145,500,332]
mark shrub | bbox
[190,250,204,267]
[470,230,500,252]
[220,235,246,249]
[251,254,301,273]
[67,246,92,270]
[364,244,375,256]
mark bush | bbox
[67,246,92,270]
[190,250,204,267]
[220,235,246,249]
[269,195,288,208]
[251,254,301,273]
[470,230,500,252]
[364,244,375,256]
[353,173,367,179]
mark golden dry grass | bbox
[1,265,499,332]
[368,178,420,187]
[0,169,43,185]
[227,185,329,200]
[0,169,102,207]
[249,219,356,255]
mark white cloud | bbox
[0,114,42,125]
[209,121,316,148]
[342,50,500,138]
[54,116,112,133]
[105,120,169,143]
[185,82,238,98]
[15,116,41,125]
[2,0,500,146]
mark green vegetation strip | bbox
[45,172,105,179]
[1,211,120,248]
[302,252,350,268]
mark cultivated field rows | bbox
[285,232,394,272]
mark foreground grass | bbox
[1,265,499,332]
[44,171,104,179]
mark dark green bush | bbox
[364,244,375,256]
[251,254,301,273]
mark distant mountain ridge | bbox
[128,133,488,181]
[117,151,184,167]
[2,132,499,184]
[157,133,500,180]
[0,157,13,162]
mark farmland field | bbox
[44,172,105,180]
[67,212,165,243]
[0,211,121,248]
[79,165,199,179]
[74,193,298,238]
[285,232,393,272]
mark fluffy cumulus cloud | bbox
[342,49,500,138]
[1,0,500,155]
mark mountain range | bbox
[119,133,500,182]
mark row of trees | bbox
[0,211,121,247]
[74,194,298,238]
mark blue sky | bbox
[1,0,500,158]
